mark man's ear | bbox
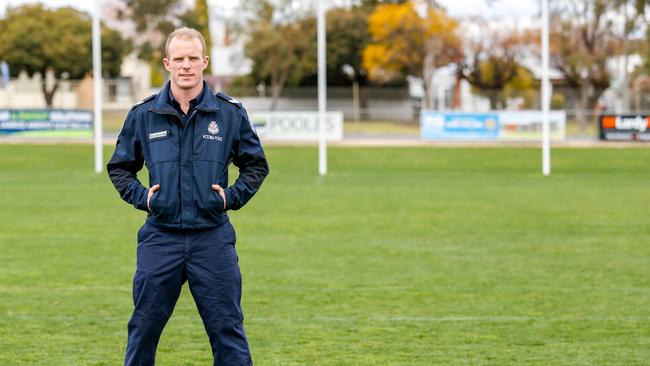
[203,56,209,70]
[162,57,171,72]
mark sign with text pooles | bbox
[249,111,343,142]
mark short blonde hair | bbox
[165,27,207,57]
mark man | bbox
[107,27,268,366]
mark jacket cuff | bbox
[225,187,235,211]
[134,186,150,212]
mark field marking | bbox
[0,285,131,293]
[2,284,648,295]
[4,313,650,324]
[373,315,650,322]
[247,315,650,323]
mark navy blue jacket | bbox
[107,81,269,230]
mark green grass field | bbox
[1,144,649,365]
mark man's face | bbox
[163,37,209,91]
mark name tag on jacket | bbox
[149,130,168,140]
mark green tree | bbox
[118,0,182,34]
[0,4,131,107]
[460,26,534,109]
[294,6,372,87]
[243,1,316,109]
[178,0,212,74]
[101,25,134,78]
[115,0,213,84]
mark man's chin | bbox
[174,79,201,90]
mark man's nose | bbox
[181,58,191,68]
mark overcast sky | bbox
[3,0,539,19]
[441,0,538,19]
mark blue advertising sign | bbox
[420,111,499,140]
[0,109,93,137]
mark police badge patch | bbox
[203,121,223,141]
[208,121,219,135]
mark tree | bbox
[113,0,212,85]
[550,0,619,129]
[101,25,134,78]
[0,4,131,107]
[294,6,372,87]
[178,0,212,74]
[614,0,650,109]
[243,1,316,109]
[639,28,650,77]
[362,1,461,108]
[324,7,370,86]
[117,0,183,35]
[460,25,535,109]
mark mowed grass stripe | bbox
[0,145,649,365]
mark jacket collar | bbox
[150,80,220,115]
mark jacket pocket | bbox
[148,161,181,225]
[147,129,179,164]
[193,160,226,224]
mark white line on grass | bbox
[4,314,650,323]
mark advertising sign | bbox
[249,111,343,141]
[499,111,566,141]
[420,112,499,140]
[599,114,650,141]
[421,110,566,141]
[0,109,93,137]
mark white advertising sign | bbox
[499,110,566,141]
[249,111,344,141]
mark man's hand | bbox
[212,184,226,210]
[147,184,160,212]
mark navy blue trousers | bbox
[124,221,252,366]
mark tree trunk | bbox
[270,70,289,111]
[422,81,434,110]
[623,50,630,113]
[422,44,436,110]
[588,86,606,131]
[576,83,590,132]
[270,83,283,111]
[488,90,499,110]
[352,80,360,122]
[360,88,369,120]
[453,71,462,110]
[41,79,59,108]
[270,53,292,111]
[621,2,629,111]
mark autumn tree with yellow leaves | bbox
[363,1,461,108]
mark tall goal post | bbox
[317,0,327,176]
[92,0,103,174]
[541,0,551,176]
